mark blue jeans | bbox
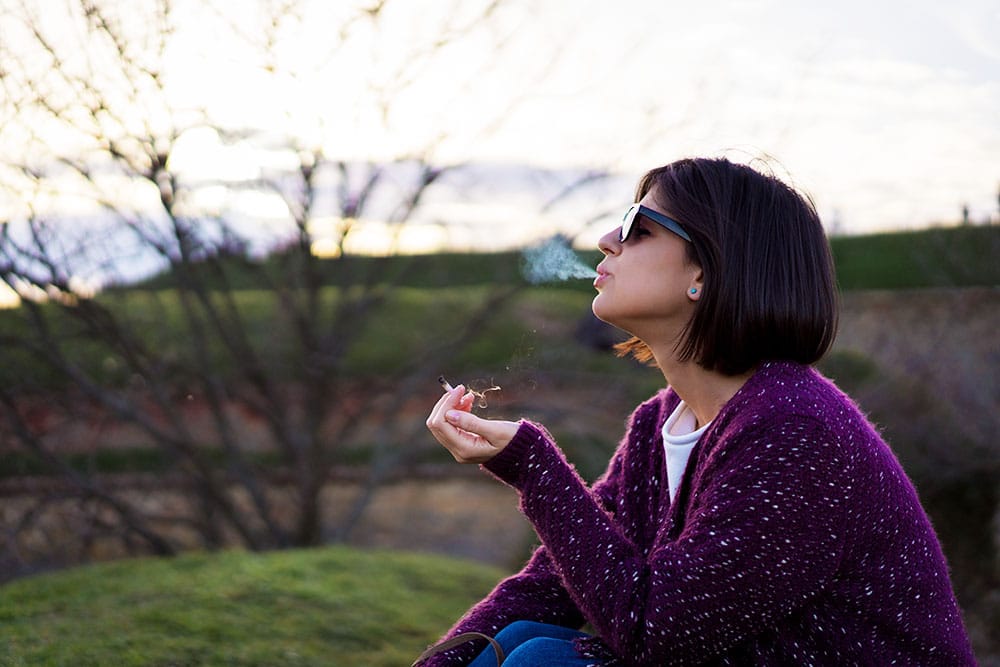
[467,620,601,667]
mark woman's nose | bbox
[598,227,622,256]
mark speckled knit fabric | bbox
[418,361,975,666]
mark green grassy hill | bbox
[0,546,505,666]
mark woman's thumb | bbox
[445,409,478,431]
[445,410,518,449]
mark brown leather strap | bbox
[412,631,505,666]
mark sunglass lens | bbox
[620,206,637,243]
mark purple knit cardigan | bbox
[420,361,976,666]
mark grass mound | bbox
[0,546,505,666]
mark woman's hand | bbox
[426,384,520,464]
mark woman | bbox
[421,157,975,666]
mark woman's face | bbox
[592,188,702,346]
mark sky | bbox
[0,0,998,291]
[235,0,1000,242]
[398,0,1000,245]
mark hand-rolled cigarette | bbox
[437,375,455,392]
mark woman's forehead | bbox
[638,186,669,212]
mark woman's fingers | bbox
[427,384,464,425]
[457,391,476,412]
[426,384,467,437]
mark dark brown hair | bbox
[615,157,838,375]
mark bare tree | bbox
[0,0,538,575]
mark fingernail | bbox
[445,410,460,423]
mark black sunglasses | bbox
[620,204,692,243]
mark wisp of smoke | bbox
[521,236,598,284]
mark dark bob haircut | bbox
[616,157,838,376]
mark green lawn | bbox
[0,546,506,666]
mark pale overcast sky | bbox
[178,0,1000,240]
[426,0,1000,239]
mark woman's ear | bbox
[687,269,704,301]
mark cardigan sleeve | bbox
[485,416,852,666]
[415,423,628,667]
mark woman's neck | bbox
[653,354,754,428]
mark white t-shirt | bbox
[661,400,711,503]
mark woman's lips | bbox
[594,267,610,288]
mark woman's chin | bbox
[591,295,609,322]
[591,295,620,327]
